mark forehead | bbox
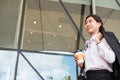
[86,17,95,21]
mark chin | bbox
[87,31,94,34]
[87,30,92,33]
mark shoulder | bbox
[103,31,117,39]
[103,31,114,36]
[103,31,120,45]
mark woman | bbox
[74,14,116,80]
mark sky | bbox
[0,50,77,80]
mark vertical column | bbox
[91,0,96,14]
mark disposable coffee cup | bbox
[75,52,84,64]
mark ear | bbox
[97,22,102,27]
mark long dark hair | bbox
[85,14,105,34]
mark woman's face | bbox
[85,17,101,35]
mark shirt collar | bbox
[90,34,97,41]
[85,34,97,47]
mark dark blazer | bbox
[103,31,120,80]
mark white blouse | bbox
[84,35,115,73]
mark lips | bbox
[86,26,92,32]
[86,26,91,30]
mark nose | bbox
[86,22,90,25]
[85,23,89,27]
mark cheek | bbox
[86,26,98,33]
[85,27,93,32]
[95,26,100,31]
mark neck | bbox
[90,31,99,36]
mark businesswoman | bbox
[74,14,115,80]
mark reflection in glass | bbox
[17,51,76,80]
[0,50,17,80]
[0,0,22,48]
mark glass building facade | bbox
[0,0,120,80]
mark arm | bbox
[95,32,115,63]
[97,39,115,63]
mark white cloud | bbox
[42,68,69,80]
[19,51,71,80]
[0,51,73,80]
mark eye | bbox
[89,20,92,23]
[85,20,92,25]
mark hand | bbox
[95,32,103,44]
[74,53,84,68]
[77,63,83,68]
